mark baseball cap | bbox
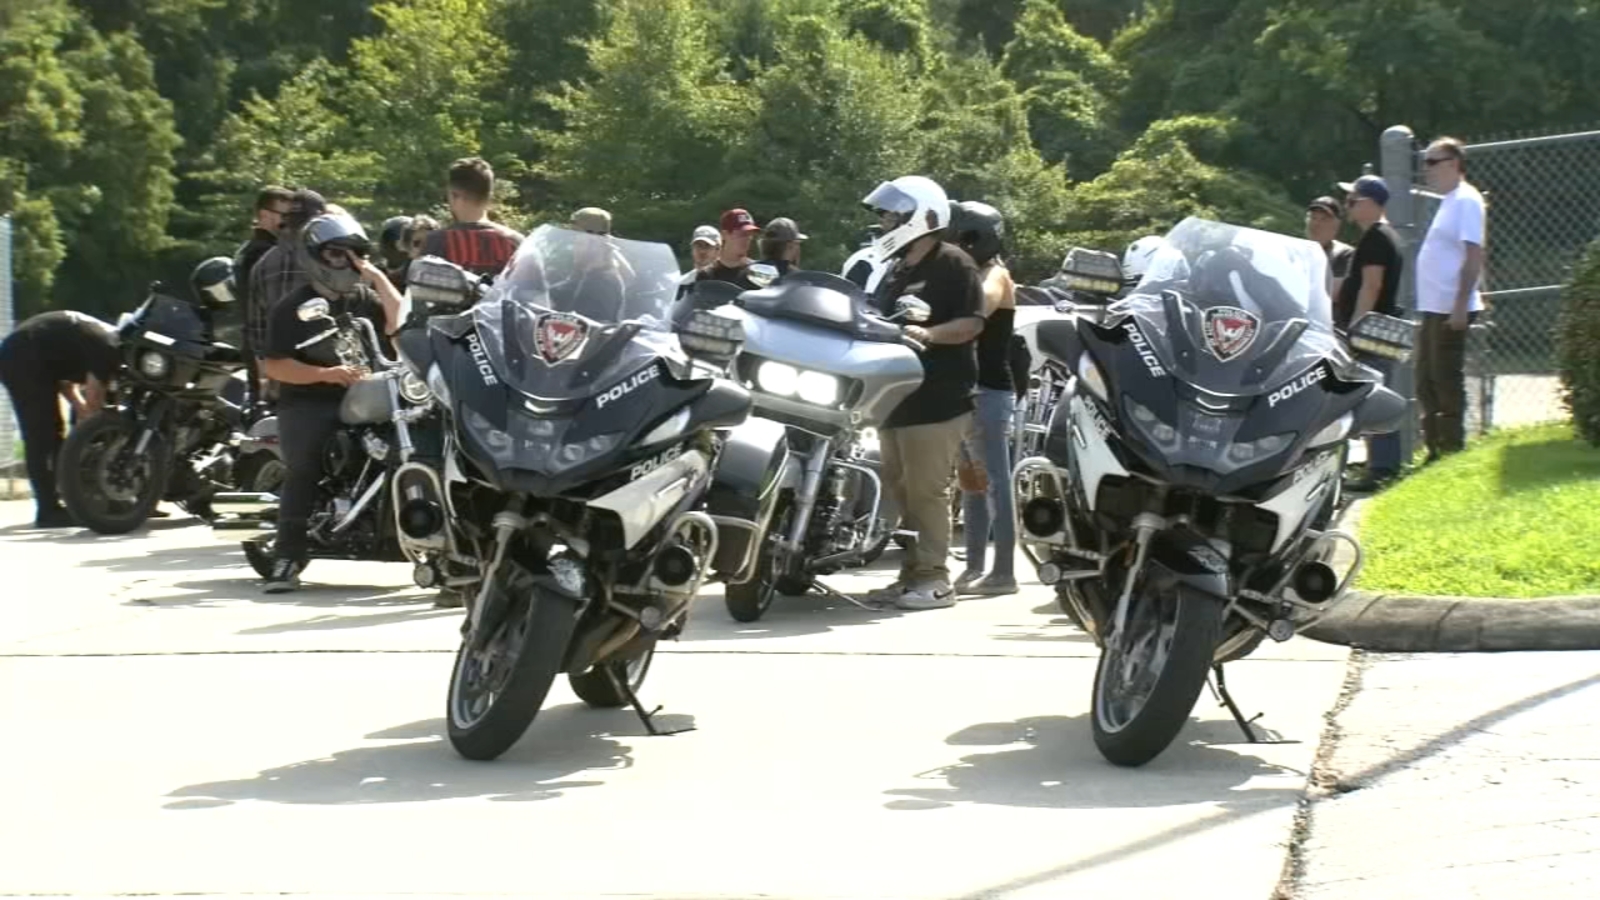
[719,208,760,234]
[762,217,807,242]
[691,224,720,246]
[571,206,612,235]
[1336,174,1390,207]
[1306,196,1341,218]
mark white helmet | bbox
[861,175,950,260]
[1122,235,1168,285]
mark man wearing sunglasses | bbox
[234,186,294,405]
[1415,137,1486,460]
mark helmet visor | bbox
[861,182,919,215]
[304,213,371,256]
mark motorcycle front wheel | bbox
[447,573,579,761]
[1091,582,1222,767]
[58,412,172,535]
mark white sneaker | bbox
[895,581,957,610]
[865,580,910,605]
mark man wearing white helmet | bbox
[860,175,985,611]
[1120,235,1168,293]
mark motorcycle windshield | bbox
[1112,217,1343,396]
[125,294,209,344]
[471,224,684,400]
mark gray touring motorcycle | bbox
[679,270,931,622]
[1013,218,1407,767]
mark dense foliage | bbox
[4,0,1598,320]
[1558,238,1600,445]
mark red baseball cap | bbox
[719,208,760,234]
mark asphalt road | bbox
[0,500,1348,899]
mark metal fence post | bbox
[1379,125,1420,464]
[0,214,16,498]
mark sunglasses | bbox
[1424,156,1454,167]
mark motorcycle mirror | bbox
[1352,384,1407,437]
[747,263,779,289]
[894,295,932,324]
[297,298,332,322]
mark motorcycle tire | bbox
[58,412,172,535]
[233,451,286,495]
[1091,584,1222,768]
[725,575,776,623]
[447,576,579,761]
[242,539,276,580]
[568,638,658,708]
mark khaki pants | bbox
[881,413,972,584]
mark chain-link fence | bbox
[1380,126,1600,446]
[0,214,18,494]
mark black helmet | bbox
[379,215,413,270]
[948,200,1005,266]
[298,212,372,297]
[190,256,236,309]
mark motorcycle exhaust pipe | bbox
[1292,561,1339,604]
[398,498,444,540]
[1021,497,1065,538]
[652,545,699,588]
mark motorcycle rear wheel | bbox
[569,638,657,708]
[1091,582,1222,767]
[447,574,578,761]
[58,412,171,535]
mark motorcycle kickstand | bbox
[810,578,881,611]
[604,668,695,738]
[1209,664,1263,743]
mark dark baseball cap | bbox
[762,217,807,242]
[1306,196,1342,218]
[719,208,760,234]
[1337,174,1390,207]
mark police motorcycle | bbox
[1012,218,1407,767]
[384,225,775,761]
[675,262,932,623]
[58,258,251,534]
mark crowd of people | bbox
[0,138,1489,612]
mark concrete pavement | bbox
[0,499,1348,899]
[1289,651,1600,899]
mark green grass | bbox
[1357,423,1600,598]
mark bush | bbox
[1557,236,1600,445]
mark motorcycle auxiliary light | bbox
[1021,497,1065,538]
[398,499,445,539]
[138,350,171,379]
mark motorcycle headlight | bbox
[757,361,799,396]
[138,350,170,379]
[1127,398,1177,446]
[796,371,841,406]
[1308,412,1353,447]
[399,369,431,405]
[1226,432,1295,465]
[552,432,622,472]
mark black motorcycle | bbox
[58,260,247,534]
[1013,218,1407,767]
[388,227,768,761]
[208,288,441,579]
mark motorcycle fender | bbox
[1145,528,1232,601]
[705,417,790,580]
[241,415,280,455]
[587,449,711,550]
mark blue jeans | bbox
[1365,358,1402,475]
[960,388,1016,579]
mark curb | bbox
[1303,592,1600,653]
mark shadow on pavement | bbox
[163,706,688,807]
[0,515,201,540]
[883,714,1301,812]
[680,587,907,641]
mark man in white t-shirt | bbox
[1414,136,1486,460]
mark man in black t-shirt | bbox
[1306,195,1355,302]
[860,175,984,611]
[422,157,523,278]
[0,311,121,527]
[689,208,763,290]
[258,213,401,593]
[1335,174,1406,492]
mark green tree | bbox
[1000,0,1127,178]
